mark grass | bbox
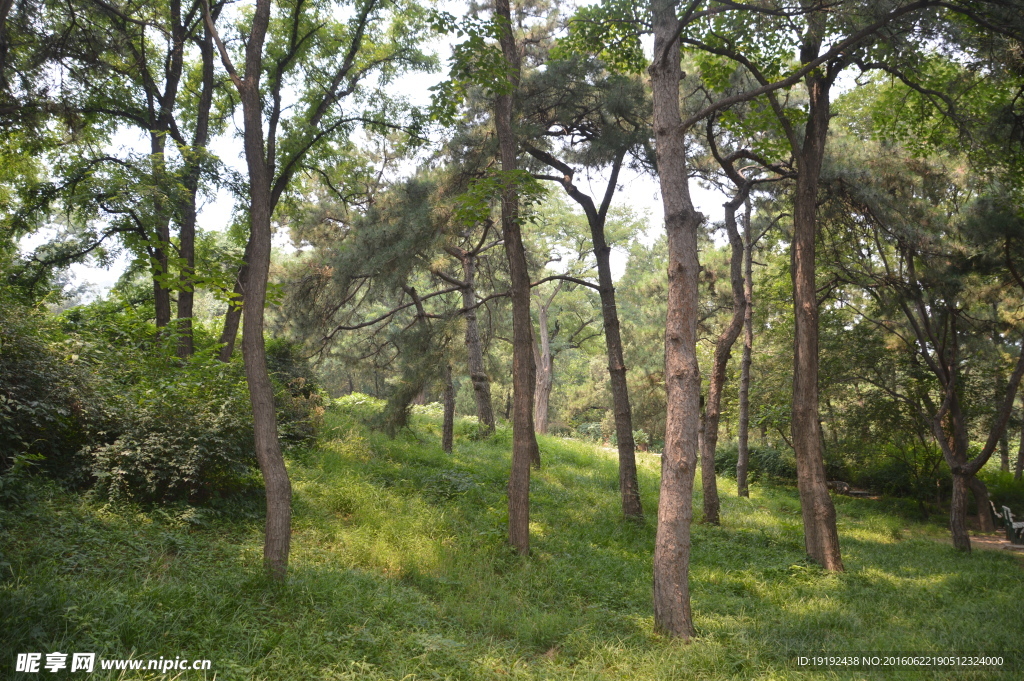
[2,405,1023,680]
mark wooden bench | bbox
[1000,505,1024,545]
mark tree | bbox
[203,0,429,578]
[520,56,650,517]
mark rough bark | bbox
[700,188,749,524]
[522,145,642,517]
[206,0,291,579]
[788,48,843,571]
[494,0,539,555]
[457,251,496,435]
[151,130,173,331]
[650,0,701,639]
[442,363,455,454]
[737,199,754,497]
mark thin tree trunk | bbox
[208,0,292,579]
[737,199,754,497]
[651,0,701,639]
[700,189,748,524]
[789,62,843,572]
[151,131,173,331]
[442,363,455,454]
[522,146,642,518]
[533,291,554,434]
[494,0,539,555]
[176,20,215,359]
[458,252,495,434]
[218,253,248,362]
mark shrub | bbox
[980,470,1024,514]
[89,352,258,504]
[0,294,107,486]
[715,441,797,482]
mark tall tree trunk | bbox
[442,363,455,454]
[458,252,495,434]
[700,190,748,524]
[737,199,754,498]
[533,293,554,434]
[650,0,701,639]
[494,0,539,555]
[151,131,173,331]
[789,63,843,572]
[176,20,215,359]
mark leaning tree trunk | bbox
[592,221,643,519]
[650,0,701,639]
[700,190,748,524]
[459,252,496,435]
[789,66,843,572]
[494,0,540,555]
[737,199,754,498]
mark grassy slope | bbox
[2,408,1023,680]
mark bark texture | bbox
[442,364,455,454]
[494,0,539,555]
[650,0,700,639]
[789,52,843,571]
[737,200,754,498]
[699,188,748,524]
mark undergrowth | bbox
[2,405,1022,680]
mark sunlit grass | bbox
[2,406,1022,679]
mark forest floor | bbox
[2,406,1023,680]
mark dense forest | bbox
[3,0,1024,676]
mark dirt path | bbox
[934,532,1024,554]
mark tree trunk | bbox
[442,363,455,454]
[217,253,248,362]
[650,0,701,639]
[176,21,215,359]
[1016,418,1024,481]
[950,472,971,551]
[459,253,496,435]
[533,297,554,434]
[789,65,843,572]
[494,0,539,555]
[524,146,642,518]
[150,131,173,331]
[593,227,643,519]
[700,191,748,524]
[737,199,754,498]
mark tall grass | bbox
[2,406,1022,680]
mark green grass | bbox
[2,407,1023,680]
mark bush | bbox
[980,470,1024,514]
[266,339,327,443]
[715,441,797,482]
[0,294,107,486]
[89,352,259,504]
